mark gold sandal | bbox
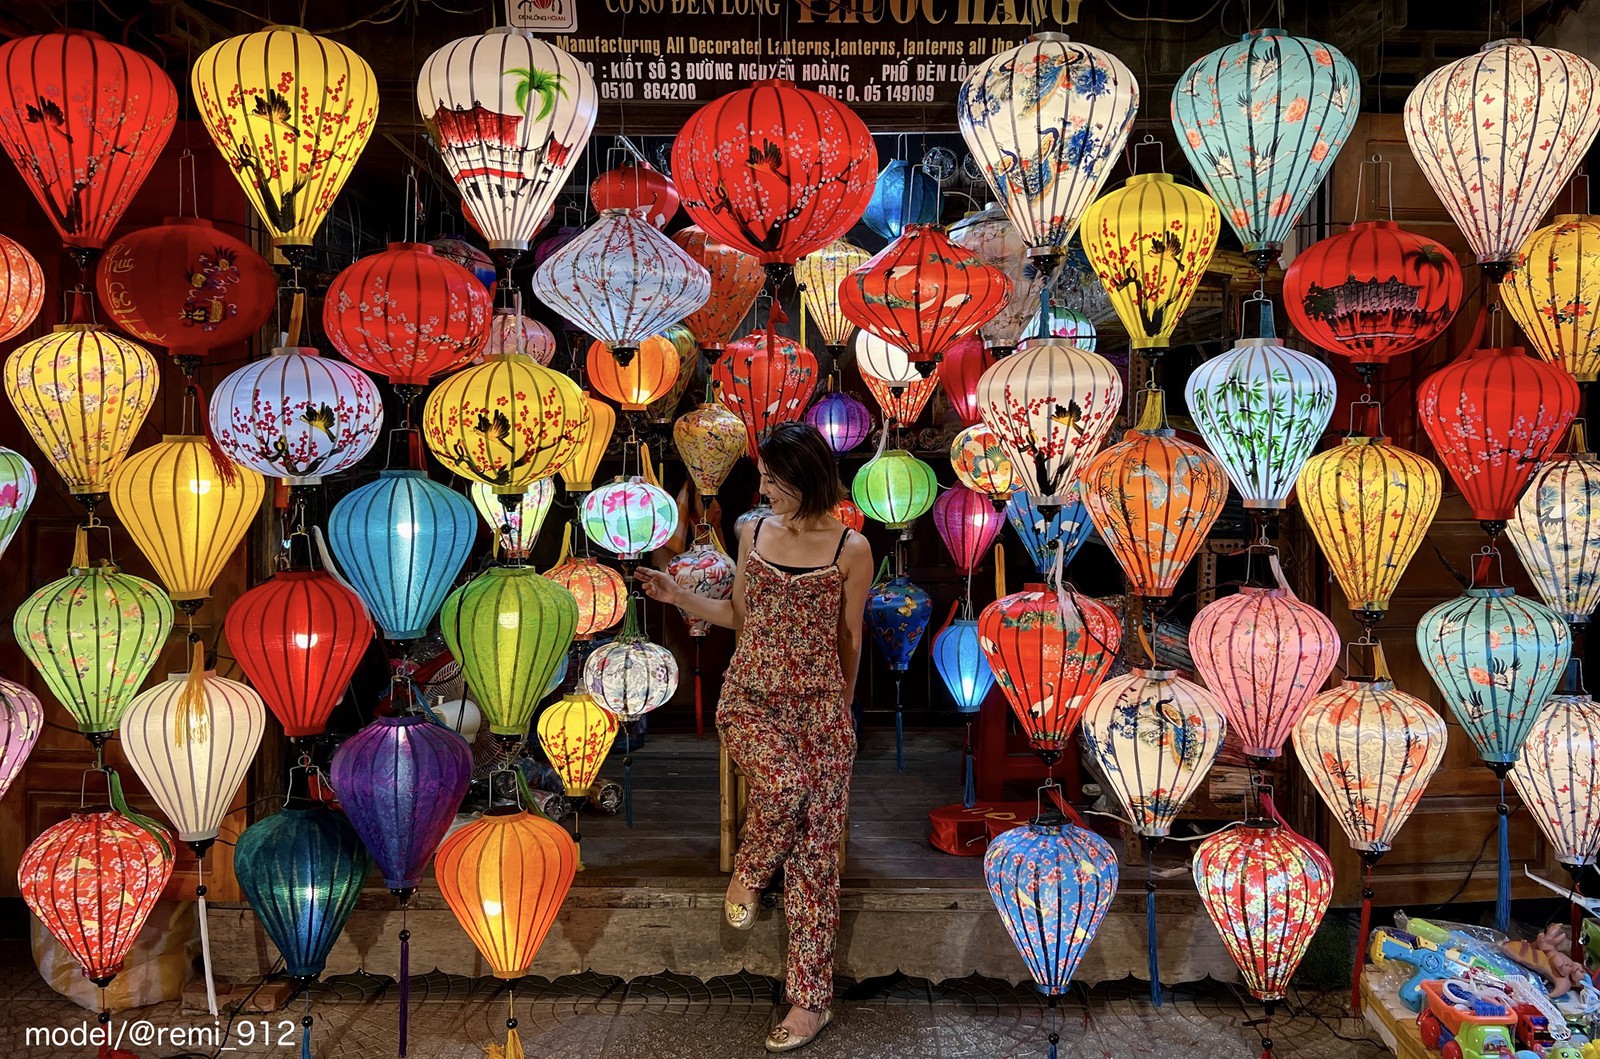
[765,1008,832,1052]
[725,897,757,931]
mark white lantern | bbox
[470,478,554,562]
[1511,691,1600,868]
[583,605,678,723]
[1507,449,1600,627]
[854,331,921,388]
[435,698,483,744]
[579,476,677,560]
[947,203,1046,354]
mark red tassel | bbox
[408,429,425,471]
[1351,884,1373,1014]
[189,379,238,487]
[693,640,704,738]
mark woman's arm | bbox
[836,533,873,707]
[634,519,752,631]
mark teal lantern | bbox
[1172,29,1360,272]
[328,469,477,641]
[853,448,937,530]
[934,609,995,806]
[867,566,931,771]
[1006,486,1094,575]
[862,159,940,242]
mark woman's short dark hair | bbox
[758,422,843,521]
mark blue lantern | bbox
[867,568,932,771]
[861,159,941,242]
[935,613,995,807]
[328,469,477,640]
[1006,487,1093,575]
[805,390,873,453]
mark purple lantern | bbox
[806,390,873,453]
[0,675,40,801]
[933,484,1004,574]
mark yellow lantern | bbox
[795,240,869,356]
[109,436,265,610]
[423,354,590,493]
[557,392,616,494]
[536,692,617,797]
[673,401,746,500]
[586,336,680,412]
[1503,214,1600,382]
[191,26,379,255]
[1079,172,1220,351]
[4,316,159,508]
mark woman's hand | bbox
[634,566,683,607]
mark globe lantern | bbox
[959,35,1139,268]
[1006,486,1095,575]
[795,240,870,357]
[557,392,615,494]
[545,532,627,640]
[1173,30,1359,272]
[862,159,940,241]
[1503,214,1600,381]
[933,485,1004,575]
[674,401,746,499]
[471,478,555,563]
[862,371,941,428]
[580,476,678,560]
[985,820,1117,995]
[226,569,373,737]
[669,539,736,639]
[537,691,618,796]
[417,30,596,258]
[977,336,1123,510]
[1404,40,1600,276]
[1028,299,1100,348]
[0,235,43,342]
[483,310,557,365]
[672,226,764,361]
[1080,173,1222,350]
[442,567,578,738]
[589,162,678,227]
[194,27,377,256]
[0,677,41,802]
[712,331,819,456]
[327,470,475,642]
[584,600,679,723]
[939,336,994,425]
[951,423,1015,504]
[1507,447,1600,625]
[0,447,36,563]
[854,449,938,530]
[806,390,873,454]
[947,204,1045,356]
[0,31,176,259]
[587,335,680,411]
[423,353,589,492]
[1511,690,1600,869]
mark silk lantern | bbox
[644,323,700,425]
[669,539,736,639]
[959,35,1139,267]
[0,31,176,258]
[1006,486,1094,575]
[947,204,1046,356]
[558,392,615,494]
[938,336,994,425]
[672,226,763,360]
[854,330,923,388]
[1054,244,1118,326]
[1029,294,1101,348]
[1503,215,1600,380]
[854,448,938,529]
[471,478,555,563]
[806,390,874,454]
[235,807,371,980]
[1173,30,1359,271]
[1507,446,1600,625]
[1298,435,1441,625]
[484,310,557,365]
[211,347,382,484]
[590,162,678,227]
[96,218,275,364]
[442,567,577,737]
[584,599,679,723]
[1080,173,1221,350]
[193,27,377,255]
[430,234,496,290]
[935,609,994,805]
[328,470,475,641]
[580,476,678,559]
[0,677,40,802]
[226,569,373,737]
[863,159,940,241]
[674,401,746,498]
[1185,333,1336,511]
[795,240,870,356]
[537,691,618,796]
[863,371,940,428]
[985,819,1117,996]
[713,330,819,455]
[423,353,589,492]
[1404,40,1600,275]
[933,485,1004,574]
[546,530,627,640]
[833,497,865,533]
[952,423,1015,503]
[0,447,35,563]
[0,235,43,342]
[1511,690,1600,868]
[867,569,932,770]
[977,336,1123,509]
[1080,392,1227,598]
[672,80,877,271]
[587,335,680,411]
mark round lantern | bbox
[584,600,678,723]
[795,240,870,355]
[580,476,678,560]
[1511,691,1600,868]
[0,677,41,802]
[1298,435,1441,625]
[430,235,496,290]
[1185,336,1336,511]
[1082,668,1227,836]
[546,537,627,640]
[674,401,746,498]
[0,31,176,257]
[324,243,491,390]
[0,447,36,563]
[947,204,1045,356]
[934,617,995,713]
[532,211,710,365]
[1283,220,1463,369]
[1006,486,1095,575]
[4,319,159,504]
[977,336,1123,510]
[537,692,618,796]
[558,392,616,494]
[193,27,377,254]
[1080,392,1227,598]
[1080,173,1221,350]
[854,449,938,530]
[832,497,865,533]
[672,226,763,360]
[327,470,475,641]
[441,567,578,737]
[933,485,1004,574]
[423,353,589,492]
[668,540,736,638]
[959,35,1139,266]
[854,331,923,388]
[938,336,994,425]
[96,218,275,363]
[984,819,1117,995]
[1173,30,1359,271]
[978,586,1121,763]
[1028,299,1100,348]
[1507,448,1600,625]
[471,478,555,563]
[862,371,941,428]
[234,807,371,981]
[951,424,1015,504]
[863,159,940,241]
[110,436,265,608]
[1404,40,1600,274]
[1418,341,1580,534]
[0,235,43,343]
[589,162,678,227]
[226,569,373,737]
[587,335,680,411]
[19,809,173,987]
[672,80,877,270]
[806,390,873,454]
[712,331,819,456]
[484,310,557,365]
[1503,215,1600,380]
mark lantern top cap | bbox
[1243,27,1289,39]
[752,78,799,88]
[1134,667,1178,680]
[159,434,207,444]
[1340,435,1392,447]
[379,469,428,479]
[273,569,323,581]
[1555,214,1587,223]
[1124,172,1175,188]
[1028,32,1072,43]
[271,346,321,357]
[1230,337,1288,350]
[385,242,435,254]
[1482,37,1534,51]
[1466,585,1516,598]
[261,24,314,33]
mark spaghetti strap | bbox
[831,527,850,562]
[752,517,766,548]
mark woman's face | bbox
[757,459,801,517]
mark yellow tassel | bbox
[1135,389,1165,432]
[172,640,208,747]
[994,542,1006,601]
[71,526,88,571]
[641,444,658,487]
[504,1027,525,1059]
[286,291,305,347]
[483,1043,504,1059]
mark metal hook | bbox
[1130,133,1165,175]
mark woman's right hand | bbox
[634,566,683,607]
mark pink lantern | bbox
[932,485,1003,575]
[0,675,41,801]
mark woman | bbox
[636,421,872,1052]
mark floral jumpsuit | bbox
[718,521,856,1011]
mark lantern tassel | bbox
[1146,879,1162,1007]
[693,640,705,738]
[398,909,410,1058]
[962,721,976,809]
[301,1004,312,1059]
[1496,780,1512,933]
[173,639,208,748]
[1046,996,1059,1059]
[188,378,238,487]
[1351,867,1374,1015]
[197,868,218,1017]
[894,674,905,772]
[71,526,88,570]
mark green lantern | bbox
[14,530,173,743]
[440,566,578,738]
[853,449,938,529]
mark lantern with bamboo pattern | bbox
[1006,487,1095,575]
[951,423,1015,503]
[0,448,35,563]
[863,371,941,428]
[672,226,763,359]
[796,240,869,356]
[442,567,577,738]
[854,449,938,530]
[581,476,678,560]
[211,347,382,484]
[713,331,819,456]
[0,235,43,342]
[558,393,615,494]
[1503,215,1600,381]
[588,336,680,412]
[947,204,1046,356]
[933,485,1004,574]
[424,353,589,492]
[985,819,1118,996]
[674,402,746,498]
[1510,690,1600,869]
[1507,447,1600,626]
[0,677,40,802]
[472,478,554,563]
[538,691,618,796]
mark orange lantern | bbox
[545,526,626,640]
[832,497,865,533]
[0,234,44,343]
[862,371,941,429]
[671,225,763,360]
[587,336,680,412]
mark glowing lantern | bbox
[584,600,678,722]
[537,692,618,796]
[862,371,940,428]
[796,240,870,356]
[558,393,615,493]
[546,531,627,640]
[985,819,1117,995]
[1404,40,1600,274]
[423,353,589,492]
[832,497,865,533]
[951,423,1015,503]
[587,335,680,411]
[211,347,381,484]
[1027,299,1100,348]
[646,323,700,425]
[580,476,678,559]
[976,336,1123,509]
[417,30,596,256]
[226,569,373,737]
[1507,447,1600,625]
[589,162,678,227]
[854,449,938,529]
[1005,487,1094,575]
[0,235,43,342]
[674,401,746,498]
[531,211,710,366]
[938,336,994,425]
[1511,691,1600,868]
[672,226,764,360]
[712,331,819,456]
[484,310,556,365]
[867,569,932,769]
[193,27,377,255]
[0,677,40,801]
[672,80,877,270]
[1296,435,1440,626]
[442,567,577,737]
[854,331,922,387]
[1504,214,1600,381]
[1082,669,1227,836]
[959,35,1139,266]
[934,616,994,713]
[19,810,172,987]
[1185,335,1336,511]
[110,436,265,608]
[471,478,555,562]
[1173,30,1359,271]
[1081,392,1227,598]
[933,485,1004,574]
[863,159,940,241]
[327,470,475,641]
[806,390,873,454]
[0,447,36,562]
[947,204,1046,356]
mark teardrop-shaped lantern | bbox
[947,204,1046,356]
[1510,690,1600,868]
[590,162,678,227]
[862,371,941,428]
[423,353,590,492]
[866,574,932,673]
[932,485,1004,574]
[934,617,995,713]
[863,159,940,241]
[853,449,938,530]
[471,478,555,563]
[712,331,819,456]
[805,390,874,455]
[1503,215,1600,381]
[938,336,995,425]
[1005,487,1095,575]
[587,335,680,412]
[668,539,736,637]
[0,235,43,343]
[442,567,578,737]
[0,677,41,801]
[674,402,747,498]
[795,240,870,356]
[580,476,678,560]
[985,818,1117,995]
[1507,446,1600,626]
[951,423,1015,503]
[584,600,679,723]
[1173,30,1359,271]
[671,226,763,360]
[557,392,615,494]
[0,447,36,563]
[537,691,618,795]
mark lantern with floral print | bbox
[546,529,627,640]
[538,691,618,797]
[442,566,577,738]
[1404,40,1600,275]
[1028,293,1101,349]
[938,336,995,425]
[0,235,42,343]
[1005,486,1095,575]
[423,353,589,493]
[588,336,681,412]
[863,371,941,428]
[984,818,1117,995]
[581,475,678,560]
[483,310,557,365]
[832,497,865,533]
[674,401,746,499]
[1511,686,1600,869]
[948,204,1046,357]
[951,423,1015,504]
[211,347,381,485]
[796,240,870,358]
[644,324,701,425]
[0,448,35,564]
[959,36,1139,268]
[558,392,615,494]
[806,390,873,454]
[867,565,932,770]
[1507,445,1600,626]
[584,599,678,723]
[672,226,763,361]
[713,330,819,456]
[472,478,554,563]
[854,448,938,530]
[430,234,496,290]
[979,586,1121,764]
[669,537,735,638]
[0,677,40,802]
[590,162,678,227]
[933,485,1004,574]
[1173,30,1359,272]
[1503,214,1600,380]
[863,159,940,241]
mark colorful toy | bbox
[1372,927,1495,1011]
[1415,978,1520,1059]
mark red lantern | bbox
[939,335,994,426]
[0,234,44,343]
[672,80,877,270]
[324,242,492,390]
[96,218,275,363]
[0,31,176,259]
[833,497,865,532]
[1283,220,1463,370]
[225,569,375,738]
[712,330,819,455]
[933,485,1003,574]
[590,162,679,228]
[862,371,941,428]
[671,225,763,359]
[839,225,1010,372]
